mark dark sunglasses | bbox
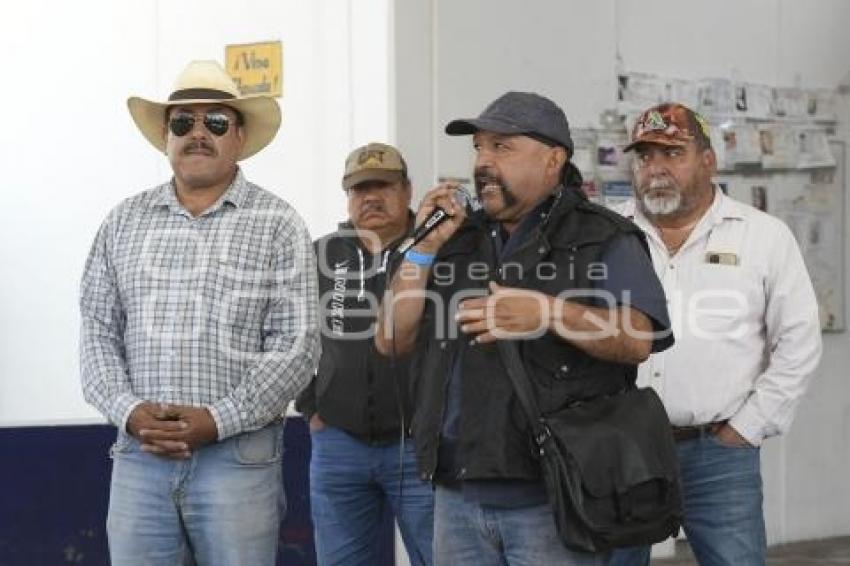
[168,111,231,137]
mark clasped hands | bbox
[127,402,219,459]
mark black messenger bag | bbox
[497,340,682,553]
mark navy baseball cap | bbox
[445,91,574,155]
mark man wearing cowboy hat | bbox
[80,60,320,565]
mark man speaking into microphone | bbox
[376,92,674,565]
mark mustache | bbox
[473,167,519,209]
[647,177,674,190]
[638,177,676,193]
[473,168,504,194]
[359,202,386,215]
[182,139,216,155]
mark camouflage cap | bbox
[342,142,408,191]
[624,103,711,152]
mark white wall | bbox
[0,0,390,426]
[392,0,850,545]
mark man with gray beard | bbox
[610,103,822,566]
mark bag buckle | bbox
[535,421,552,448]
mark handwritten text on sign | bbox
[225,41,282,97]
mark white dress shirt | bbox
[617,188,822,445]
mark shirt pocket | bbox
[212,252,275,313]
[685,263,764,340]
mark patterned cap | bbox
[342,142,408,191]
[624,103,711,152]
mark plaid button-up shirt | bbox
[80,169,320,440]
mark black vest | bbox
[295,221,414,444]
[409,187,647,482]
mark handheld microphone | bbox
[397,207,449,254]
[397,181,477,255]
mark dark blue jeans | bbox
[610,432,766,566]
[309,426,434,566]
[434,486,609,565]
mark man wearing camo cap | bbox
[610,103,822,566]
[297,142,434,565]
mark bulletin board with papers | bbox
[575,72,846,331]
[616,73,839,172]
[721,142,846,331]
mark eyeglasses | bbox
[168,111,231,137]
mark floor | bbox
[655,537,850,565]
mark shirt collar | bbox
[490,188,561,259]
[489,187,561,234]
[150,167,248,214]
[709,187,746,222]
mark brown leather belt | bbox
[671,420,727,442]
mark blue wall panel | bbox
[0,424,112,565]
[0,418,394,566]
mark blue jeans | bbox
[107,422,285,566]
[434,485,608,566]
[609,433,765,566]
[309,426,434,566]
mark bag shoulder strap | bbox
[496,340,551,447]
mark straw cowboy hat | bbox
[127,60,281,160]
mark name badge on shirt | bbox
[705,251,739,266]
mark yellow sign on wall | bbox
[225,41,282,97]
